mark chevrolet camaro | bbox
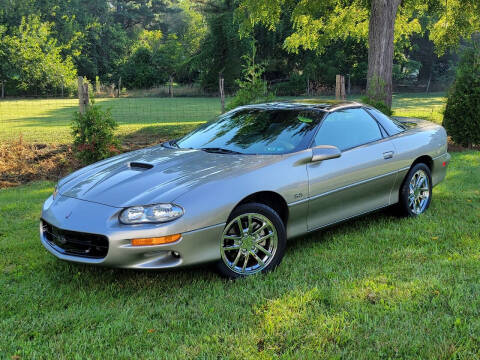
[40,100,450,278]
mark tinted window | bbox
[367,108,405,135]
[176,109,323,155]
[314,108,382,151]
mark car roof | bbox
[233,100,363,113]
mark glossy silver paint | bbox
[40,101,451,270]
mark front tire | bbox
[216,203,286,279]
[398,163,432,217]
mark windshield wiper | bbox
[162,139,180,149]
[200,147,243,155]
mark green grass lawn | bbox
[1,151,479,359]
[0,93,446,144]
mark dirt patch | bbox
[0,140,81,188]
[0,134,167,189]
[447,139,480,152]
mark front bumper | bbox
[40,195,225,269]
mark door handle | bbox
[383,151,394,159]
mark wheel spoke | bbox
[224,235,241,241]
[231,250,242,267]
[223,245,240,251]
[242,252,250,272]
[250,251,265,267]
[252,222,267,235]
[237,218,244,234]
[409,199,415,208]
[256,232,273,243]
[247,214,253,234]
[255,244,272,257]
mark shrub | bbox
[71,101,119,165]
[271,73,307,96]
[362,75,392,116]
[360,96,393,116]
[226,45,274,111]
[443,42,480,148]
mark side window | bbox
[367,108,405,136]
[314,108,382,151]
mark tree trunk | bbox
[366,0,401,108]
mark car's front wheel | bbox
[399,163,432,216]
[216,203,286,278]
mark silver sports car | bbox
[40,100,450,278]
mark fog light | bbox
[131,234,181,246]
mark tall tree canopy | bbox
[236,0,480,107]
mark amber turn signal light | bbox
[131,234,181,246]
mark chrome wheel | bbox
[220,213,278,275]
[408,169,430,214]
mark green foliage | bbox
[75,22,130,83]
[237,0,478,57]
[443,42,480,147]
[429,0,480,55]
[0,16,77,95]
[360,96,393,117]
[194,2,250,90]
[71,101,119,165]
[271,73,307,96]
[362,75,393,116]
[121,32,185,89]
[227,45,274,110]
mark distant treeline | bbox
[0,0,460,96]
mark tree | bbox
[236,0,480,109]
[1,16,77,95]
[157,34,185,96]
[120,30,185,90]
[192,0,251,90]
[75,22,130,82]
[227,43,274,110]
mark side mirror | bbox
[311,145,341,162]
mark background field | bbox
[0,151,479,359]
[0,93,446,144]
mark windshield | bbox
[175,108,323,155]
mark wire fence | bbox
[0,84,446,147]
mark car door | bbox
[307,107,399,231]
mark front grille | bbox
[42,220,108,259]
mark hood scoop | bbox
[129,162,154,170]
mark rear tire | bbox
[216,203,286,279]
[398,163,432,217]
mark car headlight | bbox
[52,185,59,200]
[119,203,184,224]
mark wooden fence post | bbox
[219,73,225,113]
[78,76,85,114]
[335,75,346,100]
[78,76,89,114]
[83,81,89,110]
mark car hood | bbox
[58,145,278,207]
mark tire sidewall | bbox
[216,202,286,279]
[400,163,433,217]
